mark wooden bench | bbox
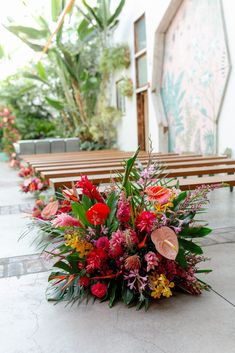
[22,150,177,163]
[21,148,235,192]
[25,153,180,167]
[50,174,235,191]
[34,155,227,174]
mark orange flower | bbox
[62,184,78,202]
[124,254,141,270]
[145,185,172,204]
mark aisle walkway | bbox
[0,161,234,353]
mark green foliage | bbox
[100,44,130,74]
[1,0,128,148]
[119,77,133,97]
[51,0,66,22]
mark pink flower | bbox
[144,251,159,272]
[109,230,125,257]
[91,282,107,298]
[52,213,82,228]
[136,211,156,233]
[110,229,125,248]
[117,192,130,223]
[96,236,110,251]
[123,229,139,247]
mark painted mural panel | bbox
[160,0,229,154]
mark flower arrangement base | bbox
[27,149,215,310]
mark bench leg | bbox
[227,173,234,192]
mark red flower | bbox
[76,176,103,203]
[145,185,172,204]
[79,276,90,287]
[86,203,110,225]
[91,282,107,298]
[136,211,156,233]
[86,248,108,272]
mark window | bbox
[134,14,148,88]
[134,14,149,151]
[134,15,146,53]
[136,53,147,88]
[116,80,125,114]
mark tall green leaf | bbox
[122,147,140,190]
[179,227,212,238]
[6,25,48,39]
[179,239,203,255]
[51,0,64,22]
[45,96,64,110]
[37,61,47,81]
[107,0,125,26]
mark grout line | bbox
[211,288,235,307]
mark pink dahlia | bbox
[52,213,82,228]
[144,251,159,272]
[96,236,110,251]
[136,211,156,233]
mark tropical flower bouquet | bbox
[32,196,72,220]
[31,150,214,310]
[19,165,49,194]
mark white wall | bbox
[218,0,235,156]
[111,0,171,151]
[112,0,234,155]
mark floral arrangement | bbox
[20,176,49,194]
[0,107,21,166]
[31,150,213,310]
[18,165,34,178]
[32,196,72,220]
[19,164,49,194]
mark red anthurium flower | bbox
[86,203,110,225]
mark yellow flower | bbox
[65,232,93,257]
[154,193,176,213]
[149,273,174,299]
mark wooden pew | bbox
[26,152,180,167]
[50,174,235,191]
[22,150,177,163]
[34,155,227,174]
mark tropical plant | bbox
[3,0,127,148]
